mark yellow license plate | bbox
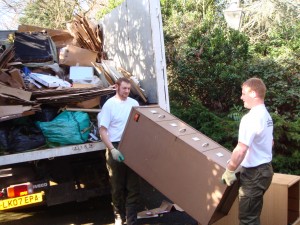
[0,193,43,210]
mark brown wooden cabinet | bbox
[120,106,239,225]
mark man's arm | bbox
[99,126,114,150]
[99,126,124,162]
[227,142,248,171]
[222,142,248,186]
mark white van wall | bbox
[101,0,170,112]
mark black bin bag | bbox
[9,125,46,153]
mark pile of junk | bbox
[0,15,147,154]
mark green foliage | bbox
[95,0,123,19]
[161,0,216,21]
[19,0,76,29]
[170,95,239,150]
[272,151,300,175]
[241,0,300,42]
[247,18,300,121]
[168,23,250,112]
[271,113,300,155]
[227,104,246,121]
[164,0,300,174]
[247,59,299,119]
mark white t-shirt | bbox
[98,96,139,142]
[239,104,273,167]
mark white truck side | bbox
[0,0,169,210]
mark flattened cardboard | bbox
[18,24,69,37]
[9,69,25,88]
[0,105,32,117]
[49,33,73,48]
[119,106,239,225]
[18,24,74,48]
[0,71,23,89]
[59,45,97,67]
[0,83,31,101]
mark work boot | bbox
[126,206,138,225]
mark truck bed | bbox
[0,141,106,166]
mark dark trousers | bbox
[238,162,273,225]
[105,145,140,224]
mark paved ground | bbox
[0,178,198,225]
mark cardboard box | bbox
[75,96,100,108]
[69,66,94,81]
[59,45,98,67]
[213,173,300,225]
[119,106,239,225]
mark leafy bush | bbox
[165,13,250,112]
[272,151,300,175]
[170,95,239,150]
[163,0,300,174]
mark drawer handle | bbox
[179,128,186,133]
[202,143,209,147]
[158,114,165,118]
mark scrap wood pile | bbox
[68,14,103,61]
[0,14,147,122]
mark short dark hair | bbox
[116,77,130,86]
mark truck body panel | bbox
[0,142,106,166]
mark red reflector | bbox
[134,113,140,122]
[7,183,33,198]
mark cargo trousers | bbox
[105,143,140,225]
[238,162,273,225]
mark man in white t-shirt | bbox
[98,77,139,225]
[222,77,274,225]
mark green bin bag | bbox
[36,110,90,145]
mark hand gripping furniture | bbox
[119,106,239,225]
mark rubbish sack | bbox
[36,111,90,145]
[9,125,46,152]
[0,126,10,152]
[33,105,59,122]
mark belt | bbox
[243,162,271,170]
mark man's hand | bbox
[111,148,125,162]
[222,168,237,186]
